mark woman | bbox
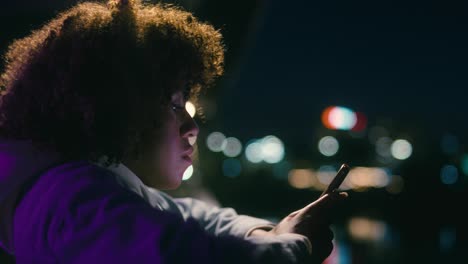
[0,0,347,263]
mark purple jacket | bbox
[0,139,311,263]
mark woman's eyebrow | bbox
[171,92,185,102]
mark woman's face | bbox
[123,90,199,190]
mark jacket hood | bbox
[0,138,63,254]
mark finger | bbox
[301,192,348,220]
[303,191,348,215]
[287,209,302,218]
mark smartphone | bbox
[320,163,350,197]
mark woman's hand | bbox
[252,191,348,263]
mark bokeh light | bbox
[316,165,337,186]
[461,154,468,176]
[245,141,263,163]
[329,107,357,130]
[439,227,457,252]
[288,169,316,189]
[321,106,357,130]
[348,167,390,189]
[222,158,242,177]
[348,217,387,242]
[182,165,194,181]
[222,137,243,157]
[375,137,392,158]
[440,165,458,185]
[188,136,197,146]
[261,136,285,164]
[185,101,196,117]
[352,111,368,132]
[391,139,413,160]
[206,132,226,152]
[368,126,389,144]
[321,106,335,129]
[244,136,285,164]
[318,136,340,157]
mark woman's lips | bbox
[182,155,192,163]
[182,146,194,163]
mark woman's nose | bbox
[180,111,199,139]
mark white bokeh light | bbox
[391,139,413,160]
[261,136,285,164]
[182,165,194,181]
[245,141,263,163]
[206,132,226,152]
[318,136,339,157]
[222,137,242,157]
[185,101,196,117]
[328,106,357,130]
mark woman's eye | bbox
[171,103,185,111]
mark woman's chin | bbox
[158,177,183,190]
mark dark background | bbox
[1,0,467,263]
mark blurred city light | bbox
[261,136,285,164]
[287,166,392,191]
[375,137,392,158]
[288,169,316,189]
[440,133,459,155]
[188,136,197,146]
[439,227,456,252]
[351,111,368,132]
[348,167,391,189]
[390,139,413,160]
[321,106,334,129]
[316,165,337,186]
[185,101,196,117]
[222,137,243,157]
[440,165,458,185]
[461,154,468,176]
[182,165,194,181]
[245,141,263,163]
[348,217,387,242]
[318,136,340,157]
[245,136,285,164]
[222,158,242,177]
[206,132,226,152]
[368,126,389,145]
[321,106,357,130]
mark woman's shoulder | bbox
[15,160,139,223]
[25,160,133,207]
[44,160,117,183]
[12,161,188,262]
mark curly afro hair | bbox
[0,0,224,165]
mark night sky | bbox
[215,0,468,147]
